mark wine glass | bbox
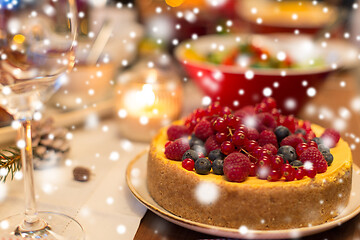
[0,0,84,239]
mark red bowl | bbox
[174,34,358,115]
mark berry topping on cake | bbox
[263,143,278,155]
[278,145,297,163]
[300,147,326,173]
[182,149,199,161]
[212,159,224,175]
[223,152,251,182]
[205,135,221,154]
[195,158,212,175]
[258,129,278,147]
[167,125,190,141]
[165,138,190,161]
[208,149,225,162]
[169,97,341,182]
[321,128,341,148]
[274,126,290,143]
[194,120,214,141]
[182,158,195,171]
[280,135,304,149]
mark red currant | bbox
[206,102,221,115]
[213,117,227,132]
[270,108,280,118]
[253,146,264,159]
[258,156,271,167]
[295,167,306,180]
[227,115,241,128]
[182,158,195,171]
[267,169,281,182]
[237,124,248,134]
[296,142,308,156]
[220,106,232,116]
[221,141,235,155]
[308,140,318,149]
[249,163,257,176]
[244,140,258,153]
[255,102,268,113]
[215,132,228,143]
[306,168,317,178]
[232,130,247,147]
[282,164,295,181]
[262,97,277,110]
[271,155,283,171]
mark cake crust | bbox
[147,124,352,230]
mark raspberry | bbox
[261,97,277,110]
[280,135,304,149]
[299,147,326,172]
[233,105,255,121]
[246,127,259,141]
[223,152,251,182]
[321,128,340,148]
[164,138,190,161]
[258,130,278,147]
[257,112,277,132]
[255,102,269,113]
[282,115,298,133]
[194,120,214,141]
[167,125,189,141]
[316,159,328,173]
[204,135,220,154]
[263,143,277,155]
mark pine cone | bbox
[32,118,71,169]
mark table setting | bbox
[1,0,360,239]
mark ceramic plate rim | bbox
[126,150,360,239]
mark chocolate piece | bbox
[73,166,91,182]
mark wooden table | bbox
[134,70,360,240]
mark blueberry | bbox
[182,149,199,161]
[323,152,334,166]
[208,149,225,162]
[295,128,306,136]
[290,160,303,168]
[195,158,212,175]
[191,144,207,157]
[189,134,204,148]
[318,144,330,155]
[274,126,290,143]
[277,145,297,163]
[312,137,324,146]
[212,159,224,175]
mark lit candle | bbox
[115,68,183,142]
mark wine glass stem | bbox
[18,120,39,225]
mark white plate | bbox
[126,150,360,239]
[0,98,114,145]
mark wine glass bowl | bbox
[0,0,85,239]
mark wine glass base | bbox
[0,211,85,240]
